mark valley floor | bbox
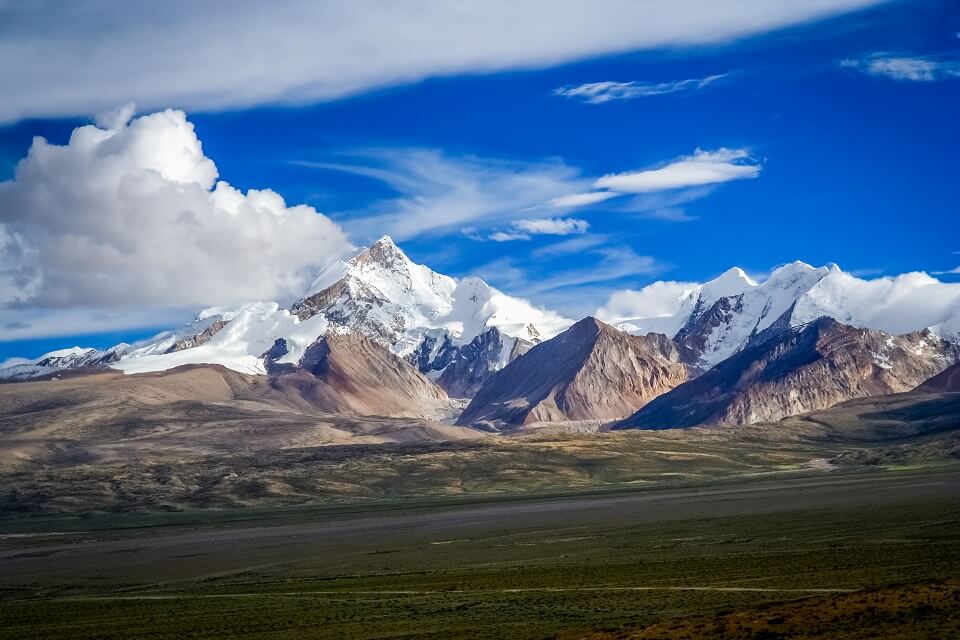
[1,467,959,639]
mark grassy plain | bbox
[1,468,958,639]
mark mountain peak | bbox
[569,315,609,333]
[458,314,687,428]
[355,234,408,266]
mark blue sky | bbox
[1,0,958,360]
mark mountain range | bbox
[2,237,959,430]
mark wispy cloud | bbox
[932,266,960,275]
[488,217,589,242]
[488,231,530,242]
[505,245,668,320]
[540,149,760,223]
[531,234,611,258]
[554,74,728,104]
[546,191,620,208]
[477,246,666,296]
[840,53,960,81]
[300,146,761,246]
[297,150,592,241]
[594,148,760,193]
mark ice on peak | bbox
[768,260,822,279]
[41,346,96,359]
[698,267,756,303]
[719,267,757,286]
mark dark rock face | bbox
[165,319,229,353]
[457,317,688,429]
[674,295,744,368]
[917,362,960,392]
[438,328,531,399]
[616,317,960,430]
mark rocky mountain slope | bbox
[615,317,958,429]
[291,236,566,392]
[458,317,688,429]
[264,331,454,418]
[917,362,960,392]
[616,262,960,370]
[416,326,534,398]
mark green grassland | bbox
[2,478,959,639]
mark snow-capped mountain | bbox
[293,236,568,351]
[616,262,960,369]
[0,345,130,381]
[289,236,571,393]
[2,237,571,387]
[616,317,959,428]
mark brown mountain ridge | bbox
[457,317,688,429]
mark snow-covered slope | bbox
[613,262,960,369]
[294,236,568,352]
[2,237,570,383]
[115,302,331,375]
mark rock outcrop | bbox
[457,317,688,429]
[265,331,452,418]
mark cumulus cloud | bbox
[0,109,351,329]
[0,1,884,123]
[596,281,700,322]
[554,74,728,103]
[840,53,960,81]
[594,148,760,193]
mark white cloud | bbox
[840,53,960,81]
[514,218,589,235]
[0,306,195,342]
[546,191,620,208]
[488,217,589,242]
[0,1,884,123]
[554,74,727,103]
[0,109,352,337]
[301,151,593,241]
[932,266,960,275]
[532,234,611,259]
[594,148,761,193]
[306,147,762,245]
[523,246,666,295]
[596,281,700,323]
[489,231,531,242]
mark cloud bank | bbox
[596,281,700,323]
[0,0,883,123]
[0,109,351,337]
